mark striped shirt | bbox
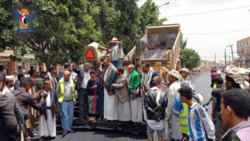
[188,103,215,141]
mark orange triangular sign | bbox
[85,49,95,59]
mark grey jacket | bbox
[5,92,25,133]
[112,74,130,104]
[0,94,17,141]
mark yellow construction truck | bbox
[84,23,181,83]
[123,24,181,83]
[76,23,182,132]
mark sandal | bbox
[39,137,44,141]
[70,130,74,133]
[27,136,32,140]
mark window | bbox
[247,40,249,46]
[243,41,245,46]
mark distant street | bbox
[30,72,215,141]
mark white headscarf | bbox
[226,67,249,89]
[168,69,181,80]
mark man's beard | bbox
[0,84,5,92]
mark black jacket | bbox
[73,67,85,91]
[0,94,18,141]
[144,88,168,120]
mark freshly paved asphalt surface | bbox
[30,72,214,141]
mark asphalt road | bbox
[30,72,214,141]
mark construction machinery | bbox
[78,24,182,132]
[84,24,181,81]
[123,24,181,83]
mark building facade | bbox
[0,49,46,75]
[237,37,250,68]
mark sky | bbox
[137,0,250,62]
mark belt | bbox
[46,107,52,109]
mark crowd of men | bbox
[0,38,250,141]
[0,61,249,141]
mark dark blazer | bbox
[0,94,18,141]
[5,92,25,132]
[39,89,58,120]
[73,67,85,91]
[57,70,65,81]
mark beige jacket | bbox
[112,74,130,104]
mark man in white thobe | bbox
[103,57,118,121]
[165,70,182,141]
[127,64,142,123]
[112,67,131,122]
[38,80,58,141]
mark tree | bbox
[0,0,170,65]
[88,0,121,45]
[0,0,100,68]
[180,48,201,69]
[137,0,167,36]
[113,0,139,53]
[0,0,23,52]
[180,32,201,69]
[180,32,187,50]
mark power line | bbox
[183,29,250,35]
[166,5,250,17]
[230,10,250,43]
[236,10,250,40]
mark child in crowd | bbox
[97,71,104,121]
[87,71,99,121]
[178,85,215,141]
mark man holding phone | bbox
[38,80,59,141]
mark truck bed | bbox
[142,49,171,60]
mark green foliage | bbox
[180,32,201,69]
[180,49,201,69]
[137,0,167,36]
[0,0,167,64]
[0,0,99,65]
[180,32,187,50]
[88,0,121,45]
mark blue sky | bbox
[137,0,250,62]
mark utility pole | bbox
[225,48,227,67]
[214,53,216,66]
[227,45,234,65]
[229,55,231,65]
